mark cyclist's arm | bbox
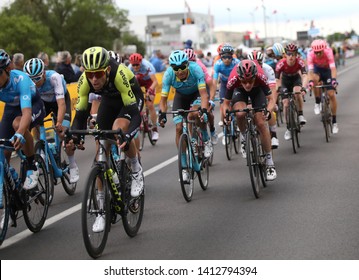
[17,76,35,136]
[51,72,67,125]
[265,88,276,113]
[71,74,91,130]
[149,73,158,92]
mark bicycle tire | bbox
[198,157,209,190]
[288,105,297,154]
[224,125,233,160]
[178,133,194,202]
[233,120,241,154]
[81,165,111,259]
[0,172,11,246]
[146,119,157,146]
[257,134,267,188]
[139,120,146,151]
[322,99,331,142]
[34,141,54,205]
[23,154,50,233]
[58,145,77,196]
[119,160,144,237]
[246,131,261,199]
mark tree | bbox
[121,32,146,56]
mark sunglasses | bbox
[85,68,107,79]
[221,55,232,60]
[132,64,140,67]
[31,74,43,83]
[314,51,322,55]
[286,52,296,57]
[240,79,255,85]
[171,63,188,72]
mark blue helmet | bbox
[0,49,11,70]
[169,50,188,66]
[220,44,234,55]
[23,58,45,77]
[272,43,285,57]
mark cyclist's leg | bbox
[145,92,159,140]
[267,85,279,148]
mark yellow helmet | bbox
[82,46,110,71]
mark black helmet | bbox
[0,49,11,70]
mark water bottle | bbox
[9,166,20,189]
[109,169,119,185]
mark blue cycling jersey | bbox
[161,61,206,97]
[37,70,67,103]
[212,58,240,82]
[129,59,156,81]
[0,69,36,109]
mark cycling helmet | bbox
[217,43,224,54]
[23,58,45,77]
[285,43,298,53]
[247,50,264,64]
[311,39,326,52]
[82,46,110,71]
[220,44,234,55]
[183,48,196,61]
[272,43,285,57]
[0,49,11,70]
[129,53,143,65]
[108,50,121,63]
[236,59,257,80]
[169,50,188,66]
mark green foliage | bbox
[122,32,146,56]
[0,0,133,55]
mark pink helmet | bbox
[183,48,196,61]
[236,59,257,80]
[311,39,326,52]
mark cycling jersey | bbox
[275,57,307,78]
[129,58,156,89]
[262,63,276,87]
[37,70,67,103]
[213,58,240,82]
[307,48,336,70]
[161,61,206,97]
[196,59,212,84]
[72,60,144,139]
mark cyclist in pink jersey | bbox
[307,39,339,133]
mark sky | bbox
[116,0,359,40]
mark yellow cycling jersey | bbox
[76,61,138,111]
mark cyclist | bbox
[183,48,218,145]
[307,39,339,134]
[247,50,279,149]
[158,50,210,182]
[211,44,240,128]
[0,49,45,190]
[128,53,159,141]
[69,46,144,232]
[224,59,277,181]
[108,50,121,64]
[275,43,308,140]
[23,58,79,183]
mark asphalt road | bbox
[1,56,359,260]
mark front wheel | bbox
[81,165,111,259]
[178,133,194,202]
[58,145,77,196]
[246,132,261,199]
[23,154,50,233]
[224,125,233,160]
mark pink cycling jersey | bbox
[307,48,336,70]
[196,58,212,84]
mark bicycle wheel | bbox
[0,173,11,246]
[288,105,298,154]
[224,125,233,160]
[121,163,145,237]
[246,132,261,199]
[178,133,194,202]
[146,118,157,146]
[22,154,50,233]
[322,100,331,142]
[233,119,241,154]
[81,165,111,259]
[58,146,77,195]
[198,157,209,190]
[35,141,54,205]
[256,135,267,189]
[139,118,146,151]
[278,96,284,125]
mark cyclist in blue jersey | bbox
[211,44,240,127]
[0,49,45,190]
[23,58,80,183]
[158,50,210,182]
[129,53,159,141]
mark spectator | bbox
[37,52,50,68]
[72,54,82,75]
[55,50,82,83]
[150,50,166,73]
[203,51,213,67]
[184,39,193,49]
[12,53,25,70]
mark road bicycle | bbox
[0,139,49,246]
[315,85,334,142]
[223,112,241,160]
[163,108,209,202]
[66,128,144,259]
[138,96,157,151]
[34,113,76,204]
[276,93,284,126]
[227,107,267,198]
[281,90,302,153]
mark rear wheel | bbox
[23,154,50,232]
[178,133,194,202]
[81,165,111,259]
